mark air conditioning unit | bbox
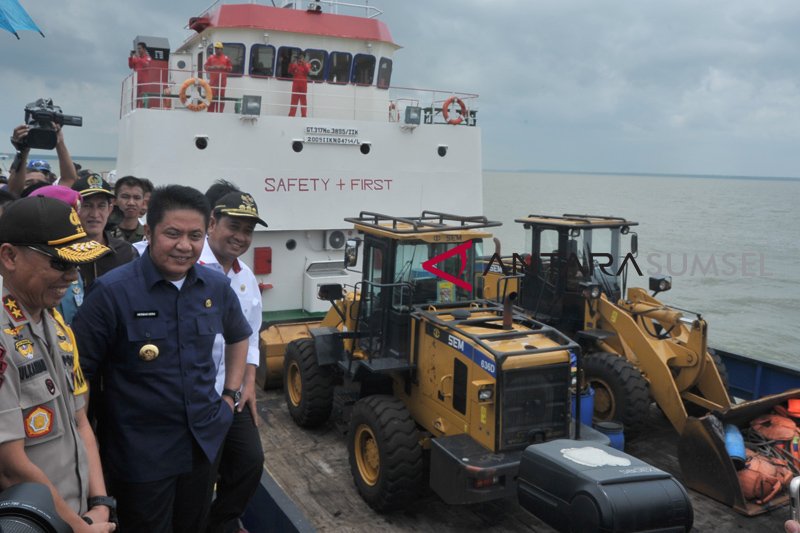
[324,229,356,251]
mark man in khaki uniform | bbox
[0,196,116,532]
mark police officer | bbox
[73,185,251,533]
[200,188,267,533]
[0,196,115,532]
[72,173,138,287]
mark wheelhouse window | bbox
[276,46,302,79]
[351,54,376,85]
[377,57,393,89]
[327,52,352,84]
[393,241,477,306]
[249,44,275,77]
[304,48,327,82]
[206,43,245,76]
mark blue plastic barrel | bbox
[724,424,746,469]
[571,386,595,427]
[593,421,625,451]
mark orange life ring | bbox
[179,78,213,112]
[442,96,467,125]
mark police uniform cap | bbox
[72,173,115,199]
[214,191,268,227]
[0,196,109,263]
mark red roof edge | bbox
[194,4,396,46]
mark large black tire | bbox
[583,352,650,431]
[347,395,423,512]
[283,338,333,428]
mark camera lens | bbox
[195,137,208,150]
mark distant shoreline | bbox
[3,153,797,182]
[485,168,800,182]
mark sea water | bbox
[483,171,800,365]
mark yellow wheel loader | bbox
[481,214,800,515]
[281,211,586,511]
[481,214,731,433]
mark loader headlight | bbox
[579,282,600,300]
[649,275,672,293]
[478,386,494,402]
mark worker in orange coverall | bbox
[128,42,151,109]
[288,52,311,117]
[204,42,233,113]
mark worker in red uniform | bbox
[205,42,233,113]
[288,52,311,117]
[128,42,151,109]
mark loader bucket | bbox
[677,388,800,515]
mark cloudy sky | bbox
[3,0,800,177]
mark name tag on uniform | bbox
[135,311,159,318]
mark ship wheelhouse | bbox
[123,1,478,124]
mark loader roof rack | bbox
[515,214,639,230]
[412,300,579,364]
[346,211,502,241]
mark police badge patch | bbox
[24,406,54,438]
[15,339,34,359]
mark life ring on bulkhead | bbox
[442,96,467,125]
[309,58,323,76]
[179,78,213,112]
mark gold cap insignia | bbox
[139,344,159,361]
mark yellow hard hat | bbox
[214,41,223,49]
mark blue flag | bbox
[0,0,43,39]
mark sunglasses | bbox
[26,246,78,272]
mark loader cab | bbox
[516,214,638,335]
[346,212,499,361]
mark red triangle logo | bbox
[421,240,474,291]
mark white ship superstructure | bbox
[116,1,482,317]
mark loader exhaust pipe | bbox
[503,292,517,330]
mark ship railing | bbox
[121,70,479,126]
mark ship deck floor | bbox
[255,389,789,532]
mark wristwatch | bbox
[86,495,118,526]
[222,388,241,403]
[88,495,117,512]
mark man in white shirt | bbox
[200,188,267,533]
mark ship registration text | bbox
[264,177,393,192]
[304,126,360,145]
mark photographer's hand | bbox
[10,124,29,152]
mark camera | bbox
[0,482,70,533]
[24,98,83,150]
